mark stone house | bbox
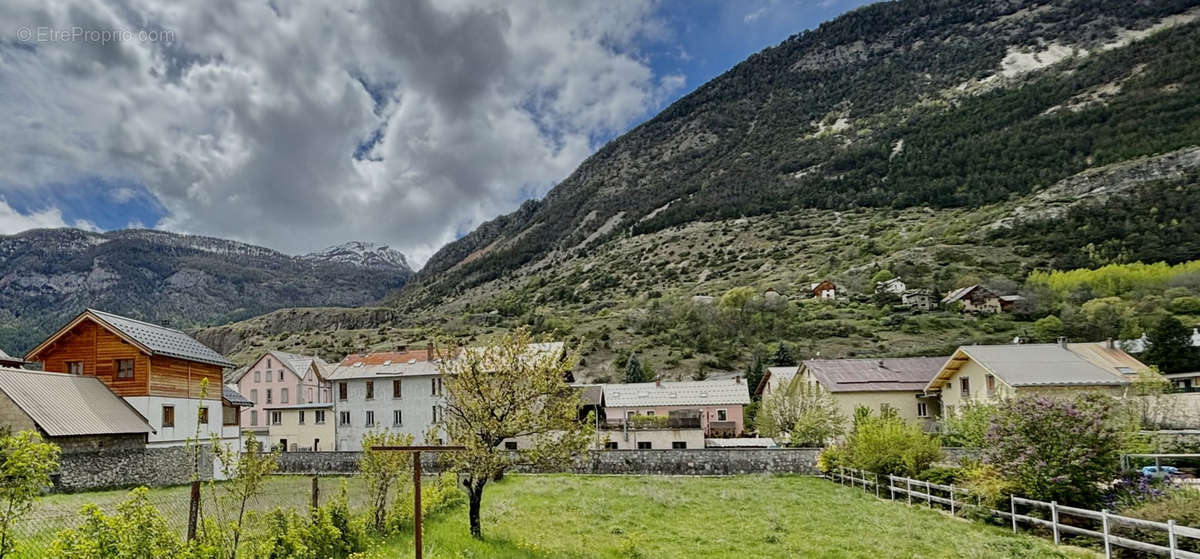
[875,277,906,295]
[901,289,935,311]
[227,350,334,431]
[0,367,154,453]
[24,309,236,448]
[602,378,751,438]
[941,285,1023,313]
[810,280,837,300]
[925,341,1143,416]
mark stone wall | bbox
[55,446,213,492]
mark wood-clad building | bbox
[25,309,236,448]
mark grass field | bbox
[16,474,1097,558]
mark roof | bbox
[1069,343,1149,377]
[574,384,604,407]
[222,385,253,407]
[229,350,332,383]
[925,343,1132,392]
[0,368,154,437]
[0,348,26,366]
[28,309,234,368]
[941,285,993,304]
[603,379,751,408]
[262,402,334,410]
[704,437,777,448]
[326,350,441,380]
[757,366,799,395]
[802,357,948,393]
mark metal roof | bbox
[0,368,154,436]
[87,309,235,368]
[0,348,25,366]
[802,357,948,393]
[926,343,1132,391]
[222,384,253,407]
[327,342,565,381]
[228,350,332,383]
[573,384,604,407]
[603,379,751,408]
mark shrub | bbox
[845,410,941,477]
[0,430,60,559]
[941,401,999,448]
[52,488,183,558]
[984,395,1123,508]
[386,473,466,532]
[959,462,1020,520]
[816,445,849,474]
[1116,489,1200,555]
[916,466,962,485]
[248,492,368,559]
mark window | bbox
[339,411,350,426]
[281,388,289,404]
[917,402,929,418]
[985,374,996,396]
[116,359,134,379]
[67,361,84,375]
[266,389,273,404]
[604,441,618,450]
[250,389,258,404]
[279,370,284,382]
[431,377,443,396]
[254,371,261,383]
[431,405,441,423]
[505,441,518,450]
[716,409,728,421]
[315,410,326,424]
[267,358,272,368]
[637,441,652,449]
[298,411,305,425]
[279,439,287,452]
[626,411,635,420]
[338,382,347,400]
[198,407,210,425]
[223,405,237,426]
[960,377,970,397]
[250,410,258,426]
[271,411,282,425]
[365,411,375,427]
[162,405,175,428]
[393,379,402,399]
[393,410,403,426]
[672,441,687,449]
[645,411,655,416]
[366,381,374,400]
[1116,367,1133,375]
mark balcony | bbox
[603,410,703,430]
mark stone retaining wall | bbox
[55,446,213,492]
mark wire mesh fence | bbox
[8,475,369,559]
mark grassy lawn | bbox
[385,475,1099,559]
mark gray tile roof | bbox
[802,357,948,393]
[222,384,253,407]
[89,309,235,368]
[0,368,154,436]
[603,379,751,408]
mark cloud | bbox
[0,0,677,266]
[0,199,97,233]
[744,7,769,23]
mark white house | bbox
[327,347,446,450]
[875,277,907,295]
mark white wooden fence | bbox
[830,467,1200,559]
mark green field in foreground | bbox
[385,475,1097,559]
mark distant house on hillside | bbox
[941,285,1023,313]
[0,368,155,453]
[810,281,837,300]
[924,341,1143,416]
[875,277,906,295]
[0,349,26,368]
[901,289,935,311]
[24,309,236,448]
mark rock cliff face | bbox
[0,229,412,354]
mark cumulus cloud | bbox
[0,0,682,265]
[0,199,97,232]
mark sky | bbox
[0,0,875,266]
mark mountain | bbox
[302,241,412,272]
[173,0,1200,378]
[0,229,413,354]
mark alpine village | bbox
[2,1,1200,558]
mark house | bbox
[0,367,155,453]
[875,277,907,295]
[810,281,837,300]
[221,385,253,447]
[602,378,751,439]
[755,366,801,397]
[0,348,26,368]
[327,346,444,450]
[263,403,335,452]
[1165,371,1200,391]
[790,357,947,423]
[901,289,935,311]
[941,285,1022,313]
[227,350,334,432]
[924,341,1141,416]
[24,309,236,447]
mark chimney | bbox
[426,341,434,361]
[1057,336,1068,348]
[655,378,662,388]
[1106,338,1115,350]
[734,375,741,384]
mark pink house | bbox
[228,350,333,432]
[602,378,751,437]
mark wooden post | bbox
[1102,509,1112,559]
[949,484,955,516]
[1050,501,1060,545]
[875,473,880,499]
[1169,519,1178,559]
[1010,495,1017,534]
[413,450,423,559]
[925,481,931,508]
[187,480,200,542]
[906,478,912,506]
[311,475,319,510]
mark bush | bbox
[845,410,941,477]
[816,445,849,474]
[249,491,368,559]
[941,401,999,448]
[916,466,962,485]
[386,473,467,532]
[52,488,183,558]
[960,463,1020,521]
[1117,489,1200,555]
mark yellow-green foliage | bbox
[1028,260,1200,298]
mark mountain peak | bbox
[303,241,413,272]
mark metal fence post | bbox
[1102,509,1112,559]
[1010,495,1017,534]
[1169,519,1178,559]
[1051,501,1060,545]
